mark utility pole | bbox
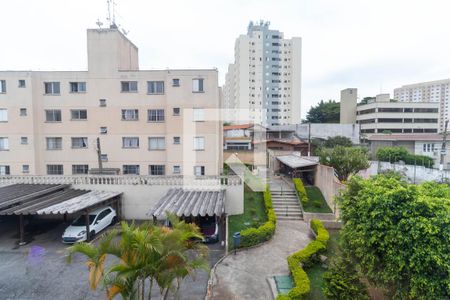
[96,137,103,174]
[308,123,311,156]
[439,120,448,173]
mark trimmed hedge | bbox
[240,186,277,248]
[278,219,329,300]
[293,178,309,205]
[311,219,330,246]
[376,146,434,168]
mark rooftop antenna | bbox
[96,18,103,29]
[107,0,117,28]
[121,27,129,36]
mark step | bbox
[270,191,297,195]
[274,211,303,217]
[271,196,299,200]
[272,200,299,203]
[277,215,304,221]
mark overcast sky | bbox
[1,0,450,116]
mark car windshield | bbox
[71,214,96,226]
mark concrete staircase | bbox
[271,190,303,221]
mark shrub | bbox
[323,256,369,300]
[376,146,434,168]
[293,178,309,205]
[281,219,329,299]
[310,219,330,246]
[239,186,277,248]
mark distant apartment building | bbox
[394,79,450,132]
[346,91,439,134]
[0,28,222,176]
[223,20,302,126]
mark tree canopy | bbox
[323,136,353,148]
[68,215,208,300]
[304,100,340,123]
[318,146,370,181]
[338,175,450,299]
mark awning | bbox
[36,190,122,215]
[276,155,319,169]
[148,188,225,218]
[0,184,121,215]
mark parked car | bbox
[198,217,219,244]
[62,206,117,243]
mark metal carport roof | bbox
[276,155,319,169]
[148,188,225,218]
[0,184,123,245]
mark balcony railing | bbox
[0,175,242,186]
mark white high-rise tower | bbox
[223,21,302,126]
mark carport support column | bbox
[85,210,90,242]
[19,214,26,246]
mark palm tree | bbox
[67,214,209,300]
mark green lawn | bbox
[306,230,341,300]
[227,185,267,250]
[302,186,333,213]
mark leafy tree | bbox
[68,215,208,300]
[318,146,370,181]
[305,100,340,123]
[338,175,450,299]
[323,255,369,300]
[323,136,353,148]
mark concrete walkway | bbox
[210,220,311,300]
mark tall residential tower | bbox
[223,21,302,126]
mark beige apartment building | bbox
[0,28,223,176]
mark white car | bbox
[62,206,117,243]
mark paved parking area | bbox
[0,217,224,300]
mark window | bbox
[21,137,28,145]
[0,109,7,122]
[44,82,60,94]
[193,137,205,150]
[70,82,86,93]
[47,164,63,175]
[72,164,89,175]
[194,166,205,176]
[18,80,26,88]
[121,109,139,121]
[173,165,181,174]
[22,165,29,173]
[192,78,204,92]
[123,165,140,175]
[149,137,165,150]
[173,107,180,116]
[45,110,62,122]
[173,136,180,144]
[100,127,108,134]
[193,108,205,121]
[46,137,62,150]
[172,78,180,87]
[0,165,10,175]
[0,138,9,150]
[123,137,139,148]
[148,109,165,122]
[147,81,164,94]
[71,109,87,120]
[0,80,6,93]
[100,154,108,162]
[20,108,27,116]
[121,81,138,92]
[71,137,88,148]
[149,165,165,175]
[99,99,107,107]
